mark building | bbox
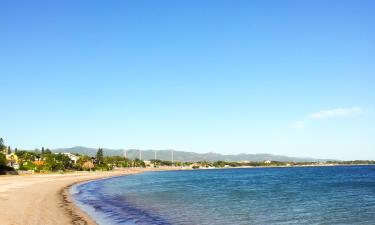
[6,153,19,169]
[61,152,80,163]
[264,160,272,164]
[144,160,154,167]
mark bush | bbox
[19,162,36,170]
[0,153,6,166]
[0,165,18,175]
[94,163,111,171]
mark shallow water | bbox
[72,166,375,225]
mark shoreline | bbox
[0,167,188,225]
[63,164,374,225]
[0,169,142,225]
[61,171,141,225]
[68,167,191,225]
[1,164,373,224]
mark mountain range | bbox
[53,146,331,162]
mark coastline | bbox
[64,167,182,225]
[0,167,188,225]
[1,164,372,225]
[0,169,141,225]
[61,170,144,225]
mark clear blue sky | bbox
[1,0,374,160]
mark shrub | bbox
[0,153,6,166]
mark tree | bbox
[0,153,6,166]
[15,150,35,164]
[213,161,226,168]
[43,154,71,171]
[41,147,45,157]
[53,154,72,169]
[96,148,104,164]
[133,158,145,167]
[7,146,11,154]
[82,161,94,171]
[0,138,6,153]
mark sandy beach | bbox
[0,169,146,225]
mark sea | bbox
[71,166,375,225]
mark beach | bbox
[0,169,145,225]
[0,167,189,225]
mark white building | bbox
[61,152,80,163]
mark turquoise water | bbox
[72,166,375,224]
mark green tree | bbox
[15,150,37,163]
[43,153,71,171]
[213,161,226,168]
[45,149,52,154]
[133,158,145,167]
[96,148,104,164]
[0,153,6,166]
[0,138,6,153]
[7,146,11,154]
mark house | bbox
[61,152,80,163]
[144,160,153,167]
[264,160,272,164]
[6,153,19,169]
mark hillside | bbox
[53,146,330,162]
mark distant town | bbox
[1,137,374,175]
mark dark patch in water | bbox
[76,186,172,225]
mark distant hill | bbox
[53,146,331,162]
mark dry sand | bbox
[0,169,147,225]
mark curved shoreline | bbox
[61,182,97,225]
[1,165,371,224]
[0,167,188,225]
[0,169,146,225]
[61,169,154,225]
[60,173,136,225]
[2,165,372,224]
[65,167,190,224]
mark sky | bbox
[1,0,374,160]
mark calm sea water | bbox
[71,166,375,225]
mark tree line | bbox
[0,138,146,173]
